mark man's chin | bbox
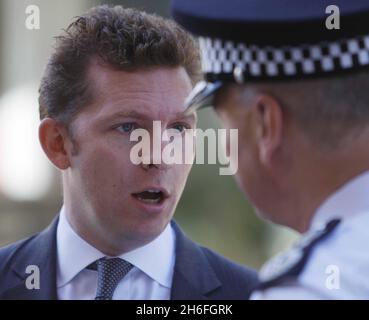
[120,219,171,244]
[254,207,276,224]
[255,207,291,229]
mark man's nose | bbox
[141,162,159,170]
[139,131,170,171]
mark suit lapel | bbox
[3,218,221,300]
[2,217,59,300]
[170,221,221,300]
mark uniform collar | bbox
[311,170,369,229]
[56,206,175,289]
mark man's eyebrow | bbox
[101,110,197,123]
[175,112,197,123]
[102,110,152,122]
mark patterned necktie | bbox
[92,257,133,300]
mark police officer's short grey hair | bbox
[240,70,369,150]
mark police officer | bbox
[172,0,369,299]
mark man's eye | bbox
[172,124,187,133]
[117,123,136,133]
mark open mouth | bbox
[132,188,167,204]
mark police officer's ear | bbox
[251,93,283,167]
[38,118,72,170]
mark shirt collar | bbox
[311,170,369,229]
[56,206,176,289]
[118,222,176,289]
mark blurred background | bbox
[0,0,298,270]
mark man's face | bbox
[214,86,270,217]
[64,62,195,252]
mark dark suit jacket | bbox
[0,217,258,300]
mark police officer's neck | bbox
[291,135,369,233]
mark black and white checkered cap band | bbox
[199,35,369,82]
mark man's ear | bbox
[38,118,71,170]
[253,93,283,166]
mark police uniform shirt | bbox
[251,170,369,299]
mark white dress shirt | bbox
[252,170,369,299]
[56,207,176,300]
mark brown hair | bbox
[39,5,201,127]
